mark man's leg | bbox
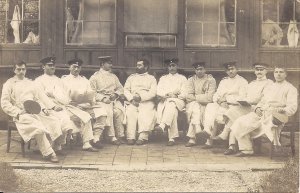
[126,104,138,145]
[35,133,58,162]
[186,102,201,146]
[160,102,179,144]
[81,120,98,152]
[113,107,126,143]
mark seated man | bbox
[1,61,64,162]
[35,57,97,152]
[89,56,126,145]
[231,66,298,156]
[124,59,157,145]
[155,58,187,146]
[62,58,107,148]
[213,62,273,155]
[198,61,248,149]
[185,62,217,147]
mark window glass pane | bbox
[24,0,39,19]
[186,0,203,21]
[203,0,219,22]
[99,0,115,21]
[220,23,235,45]
[222,0,235,22]
[23,20,39,43]
[186,22,202,45]
[203,23,218,44]
[65,0,116,45]
[83,21,100,44]
[0,0,7,11]
[0,21,5,42]
[261,0,300,48]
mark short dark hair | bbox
[13,60,27,71]
[137,59,150,71]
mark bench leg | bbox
[6,126,12,153]
[21,139,25,157]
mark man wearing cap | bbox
[185,62,217,147]
[61,58,107,148]
[124,59,157,145]
[1,61,65,162]
[35,56,98,152]
[230,66,298,156]
[89,56,125,145]
[213,63,273,155]
[198,61,248,149]
[155,58,187,146]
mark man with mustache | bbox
[124,59,157,145]
[89,56,126,145]
[61,58,107,149]
[197,61,248,149]
[155,58,187,146]
[185,62,217,147]
[231,66,298,156]
[1,60,64,162]
[212,63,273,155]
[35,57,98,152]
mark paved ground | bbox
[1,130,296,171]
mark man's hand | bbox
[102,97,111,104]
[53,106,63,112]
[131,100,139,107]
[133,93,141,102]
[42,109,50,116]
[255,107,263,117]
[276,108,286,114]
[220,102,229,109]
[109,93,118,101]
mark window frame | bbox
[0,0,41,46]
[184,0,237,48]
[64,0,117,47]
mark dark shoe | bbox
[154,125,164,132]
[90,141,104,149]
[82,147,99,152]
[235,152,253,157]
[185,142,196,147]
[224,148,236,155]
[202,144,213,149]
[55,150,67,156]
[136,139,147,145]
[118,137,127,144]
[167,141,175,146]
[44,153,59,163]
[196,131,210,142]
[111,140,121,146]
[127,139,135,145]
[211,136,224,142]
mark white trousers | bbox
[157,102,179,139]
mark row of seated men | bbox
[1,56,298,163]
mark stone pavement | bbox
[0,130,296,171]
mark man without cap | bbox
[1,61,64,162]
[185,62,217,147]
[212,63,273,155]
[231,66,298,156]
[124,59,157,145]
[35,57,98,152]
[61,58,107,148]
[198,61,248,149]
[89,56,126,145]
[155,58,187,146]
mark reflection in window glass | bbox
[124,0,177,48]
[185,0,236,47]
[261,0,300,47]
[0,0,40,44]
[65,0,116,45]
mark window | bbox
[65,0,116,45]
[124,0,177,48]
[185,0,236,47]
[0,0,40,44]
[261,0,300,48]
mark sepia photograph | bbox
[0,0,299,192]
